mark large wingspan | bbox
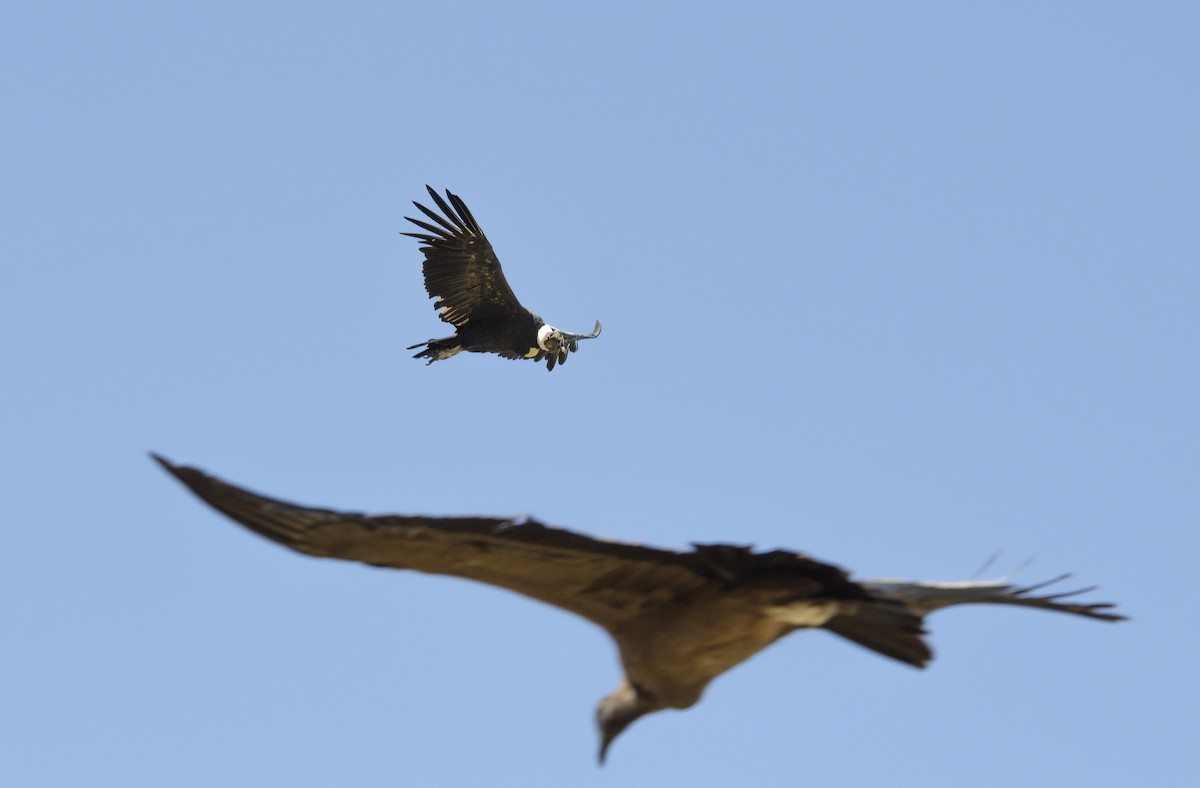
[153,455,868,633]
[402,186,528,327]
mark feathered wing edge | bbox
[826,576,1124,669]
[151,455,1122,668]
[861,577,1127,621]
[402,187,602,370]
[150,455,901,636]
[402,186,526,328]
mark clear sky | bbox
[3,2,1196,786]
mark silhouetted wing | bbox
[862,577,1127,622]
[153,456,867,632]
[402,186,528,327]
[823,574,1124,668]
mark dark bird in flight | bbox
[153,455,1124,763]
[402,186,602,371]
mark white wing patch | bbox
[765,600,842,627]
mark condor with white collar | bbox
[403,186,602,371]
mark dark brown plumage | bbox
[153,455,1124,762]
[402,186,601,370]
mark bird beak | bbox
[598,734,615,765]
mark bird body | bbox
[403,186,601,370]
[154,455,1124,762]
[609,586,827,707]
[407,309,546,363]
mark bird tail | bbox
[407,337,463,364]
[823,602,932,668]
[824,575,1124,669]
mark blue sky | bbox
[3,2,1196,785]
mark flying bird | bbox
[402,186,602,371]
[153,455,1124,763]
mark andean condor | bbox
[402,186,602,371]
[154,455,1125,764]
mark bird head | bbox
[596,680,657,764]
[536,323,563,353]
[536,320,603,371]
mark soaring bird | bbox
[153,455,1124,763]
[402,186,602,371]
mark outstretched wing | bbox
[824,575,1123,669]
[402,186,529,327]
[153,456,868,632]
[861,576,1126,621]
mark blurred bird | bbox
[155,455,1125,763]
